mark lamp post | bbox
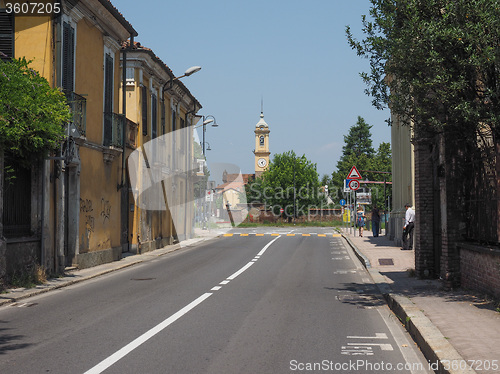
[193,115,218,229]
[162,66,201,93]
[194,115,218,155]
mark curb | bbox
[341,233,476,374]
[0,235,219,307]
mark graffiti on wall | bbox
[79,197,113,251]
[80,198,93,213]
[100,198,111,223]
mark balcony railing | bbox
[126,118,138,148]
[64,91,87,136]
[103,112,124,148]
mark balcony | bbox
[65,91,87,137]
[103,112,124,148]
[126,117,138,149]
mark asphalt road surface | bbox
[0,227,432,373]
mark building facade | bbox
[122,42,201,252]
[388,113,414,245]
[0,0,201,282]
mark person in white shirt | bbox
[402,203,415,250]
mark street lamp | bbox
[163,66,201,92]
[194,115,218,155]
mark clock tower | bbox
[254,111,270,178]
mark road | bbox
[0,228,432,373]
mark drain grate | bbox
[378,258,394,266]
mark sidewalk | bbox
[0,228,222,307]
[342,228,500,374]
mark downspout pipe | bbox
[119,34,134,252]
[185,102,199,238]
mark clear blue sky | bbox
[112,0,390,178]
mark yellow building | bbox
[0,0,136,274]
[121,42,201,252]
[0,1,202,277]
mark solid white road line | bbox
[84,235,282,374]
[84,293,212,374]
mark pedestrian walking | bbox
[371,205,381,237]
[356,206,366,237]
[402,203,415,250]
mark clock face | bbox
[258,158,267,168]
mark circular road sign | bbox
[349,179,360,191]
[339,199,346,206]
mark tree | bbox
[345,0,500,137]
[331,116,376,196]
[246,151,321,218]
[0,58,70,165]
[346,0,500,242]
[366,142,392,210]
[341,116,375,159]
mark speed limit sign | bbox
[349,179,360,191]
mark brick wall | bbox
[414,138,437,278]
[460,243,500,300]
[439,135,463,288]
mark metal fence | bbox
[2,158,31,238]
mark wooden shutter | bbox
[161,101,166,135]
[0,9,14,60]
[151,93,157,138]
[62,22,75,92]
[104,54,113,113]
[142,86,148,135]
[103,53,113,145]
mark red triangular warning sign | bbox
[347,166,362,179]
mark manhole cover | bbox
[379,258,394,266]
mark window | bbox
[103,53,114,145]
[260,136,265,146]
[151,93,157,138]
[0,9,14,60]
[62,21,75,92]
[161,101,166,135]
[142,86,148,135]
[171,109,176,132]
[2,155,31,238]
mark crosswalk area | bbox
[222,233,341,238]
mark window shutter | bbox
[161,101,166,135]
[103,53,113,146]
[104,54,113,113]
[62,22,75,92]
[142,86,148,135]
[0,9,14,60]
[151,94,157,138]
